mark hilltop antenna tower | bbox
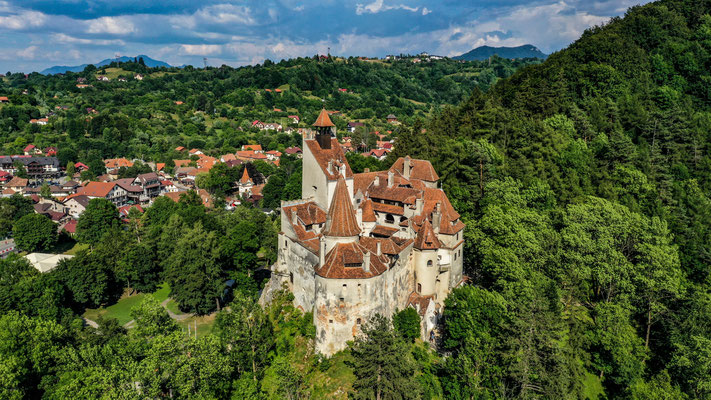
[203,57,208,69]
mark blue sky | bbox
[0,0,652,73]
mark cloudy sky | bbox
[0,0,651,73]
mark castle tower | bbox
[302,109,354,210]
[313,109,335,150]
[413,219,441,296]
[322,176,360,254]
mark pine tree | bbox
[349,314,420,400]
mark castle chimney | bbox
[319,236,326,267]
[415,197,423,215]
[291,209,298,226]
[356,207,363,228]
[387,171,394,188]
[374,176,380,186]
[376,241,382,256]
[364,167,370,173]
[327,160,333,174]
[433,202,441,234]
[363,251,371,273]
[340,163,346,177]
[404,156,411,180]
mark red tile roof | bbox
[414,219,440,250]
[371,225,399,237]
[304,139,353,180]
[242,144,263,152]
[240,167,252,184]
[78,181,116,198]
[284,201,327,227]
[315,241,389,279]
[104,158,133,169]
[312,109,335,128]
[389,156,439,182]
[360,198,376,222]
[322,177,360,237]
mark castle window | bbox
[345,263,362,268]
[454,253,457,261]
[385,214,394,224]
[343,284,347,288]
[339,297,345,305]
[358,283,361,287]
[357,318,362,325]
[290,272,293,284]
[417,283,422,293]
[305,224,313,231]
[427,260,433,268]
[329,319,333,324]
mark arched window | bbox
[417,283,422,293]
[385,214,395,224]
[427,260,433,267]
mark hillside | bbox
[453,44,548,61]
[390,0,711,397]
[40,55,171,75]
[0,56,538,167]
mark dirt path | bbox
[161,298,192,321]
[83,317,98,328]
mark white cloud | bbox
[16,45,39,60]
[195,4,255,25]
[0,10,47,30]
[87,16,136,35]
[180,44,223,56]
[356,0,419,15]
[52,33,125,46]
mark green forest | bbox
[3,0,711,398]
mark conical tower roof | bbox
[414,219,441,250]
[323,177,360,237]
[313,109,335,128]
[240,167,252,184]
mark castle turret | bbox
[322,176,360,251]
[313,109,335,150]
[413,220,441,296]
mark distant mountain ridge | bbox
[453,45,548,61]
[40,55,171,75]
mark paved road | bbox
[0,238,16,258]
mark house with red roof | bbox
[365,148,390,160]
[77,181,129,207]
[23,144,40,155]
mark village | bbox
[0,113,400,269]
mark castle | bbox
[273,110,465,354]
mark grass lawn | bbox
[63,242,89,255]
[95,68,128,80]
[151,283,171,303]
[165,299,184,315]
[83,283,172,326]
[83,291,146,325]
[177,314,216,338]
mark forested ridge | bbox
[388,0,711,397]
[0,55,535,165]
